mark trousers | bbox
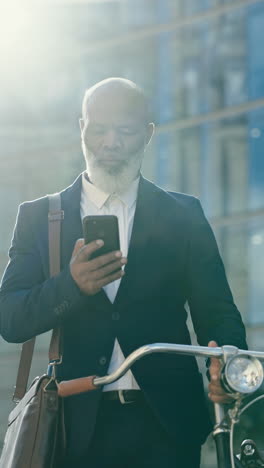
[63,393,201,468]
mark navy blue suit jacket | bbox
[0,174,247,457]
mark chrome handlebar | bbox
[93,343,264,387]
[57,342,264,400]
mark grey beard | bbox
[82,143,144,194]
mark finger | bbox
[210,361,221,382]
[71,238,85,259]
[96,269,125,289]
[208,393,234,403]
[208,340,218,347]
[75,239,105,262]
[208,382,227,396]
[208,340,222,380]
[207,340,234,402]
[209,392,234,404]
[88,250,124,271]
[92,258,127,280]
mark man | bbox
[0,78,247,467]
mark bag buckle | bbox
[47,359,62,378]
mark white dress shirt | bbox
[80,172,140,391]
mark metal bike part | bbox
[214,403,229,433]
[229,398,245,468]
[238,439,264,467]
[215,431,234,468]
[233,394,264,467]
[93,342,224,387]
[93,343,264,387]
[213,404,233,468]
[221,356,264,394]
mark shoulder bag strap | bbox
[13,193,64,402]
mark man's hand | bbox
[70,238,127,296]
[208,340,234,403]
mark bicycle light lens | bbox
[222,355,263,394]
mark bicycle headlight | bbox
[221,355,264,394]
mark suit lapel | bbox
[60,174,83,268]
[114,176,161,306]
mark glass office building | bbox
[0,0,264,464]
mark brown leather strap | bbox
[13,338,36,401]
[48,194,64,363]
[13,194,64,401]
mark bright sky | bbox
[0,2,76,115]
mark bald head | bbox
[81,77,151,124]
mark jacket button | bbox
[112,312,120,321]
[99,356,107,366]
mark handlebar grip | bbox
[57,375,98,397]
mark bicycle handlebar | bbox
[57,342,264,398]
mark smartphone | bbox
[82,215,120,259]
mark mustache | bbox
[98,149,122,156]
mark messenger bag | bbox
[0,193,65,468]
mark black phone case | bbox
[82,215,120,259]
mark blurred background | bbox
[1,0,264,465]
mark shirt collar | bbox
[82,171,139,210]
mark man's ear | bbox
[145,122,155,146]
[79,118,85,133]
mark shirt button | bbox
[54,307,62,317]
[112,312,120,321]
[99,356,107,366]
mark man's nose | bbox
[102,129,121,149]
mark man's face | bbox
[81,90,152,176]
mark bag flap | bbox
[8,375,51,425]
